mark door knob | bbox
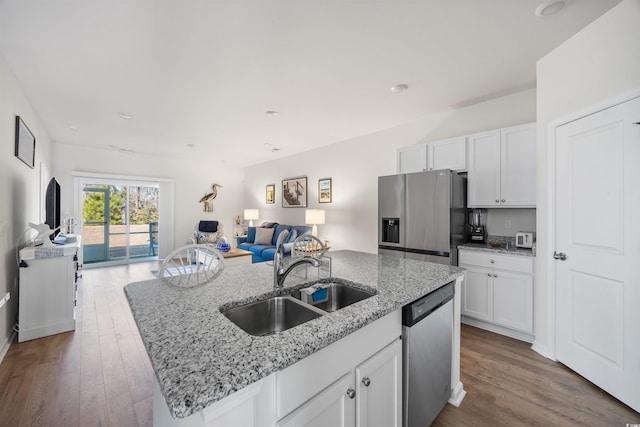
[553,251,567,261]
[361,377,371,387]
[346,388,356,399]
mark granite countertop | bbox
[458,242,535,257]
[124,250,464,418]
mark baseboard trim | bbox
[461,316,534,343]
[0,329,16,364]
[531,341,555,361]
[448,381,466,407]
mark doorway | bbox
[81,182,159,265]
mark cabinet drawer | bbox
[459,250,533,274]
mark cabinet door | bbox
[355,339,402,427]
[500,123,536,207]
[461,268,493,322]
[397,144,427,173]
[467,130,501,207]
[277,372,355,427]
[493,271,533,333]
[428,136,467,171]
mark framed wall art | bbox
[266,184,275,204]
[282,176,307,208]
[15,116,35,169]
[318,178,332,203]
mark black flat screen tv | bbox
[45,177,61,239]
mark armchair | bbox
[191,220,225,245]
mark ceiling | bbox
[0,0,622,167]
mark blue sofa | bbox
[237,223,312,263]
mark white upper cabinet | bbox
[397,144,427,173]
[427,136,467,171]
[468,123,536,208]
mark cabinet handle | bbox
[361,377,371,387]
[495,199,500,203]
[346,388,356,399]
[501,199,506,203]
[487,273,492,277]
[490,259,495,263]
[493,274,498,278]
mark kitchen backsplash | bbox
[485,208,536,237]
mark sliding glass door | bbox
[81,182,159,265]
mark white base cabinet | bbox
[459,250,534,342]
[278,339,402,427]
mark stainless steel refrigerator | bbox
[378,170,468,265]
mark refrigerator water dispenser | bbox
[381,218,400,243]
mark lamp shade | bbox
[244,209,259,221]
[305,209,325,225]
[244,209,259,227]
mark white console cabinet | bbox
[459,249,534,342]
[18,239,80,342]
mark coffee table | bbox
[220,247,252,266]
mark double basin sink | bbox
[222,282,376,336]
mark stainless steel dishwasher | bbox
[402,281,454,427]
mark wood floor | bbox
[0,261,638,427]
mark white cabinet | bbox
[467,123,536,207]
[459,249,534,342]
[427,136,467,172]
[397,144,427,173]
[355,339,402,427]
[18,241,80,342]
[277,372,355,427]
[278,339,402,427]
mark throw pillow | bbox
[275,229,289,247]
[254,227,275,245]
[286,229,298,243]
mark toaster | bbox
[515,232,535,248]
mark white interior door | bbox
[554,96,640,412]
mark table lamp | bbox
[244,209,259,227]
[305,209,325,237]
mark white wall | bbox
[244,89,536,254]
[0,54,53,356]
[535,0,640,357]
[51,144,245,254]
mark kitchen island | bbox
[125,250,465,426]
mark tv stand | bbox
[18,237,81,342]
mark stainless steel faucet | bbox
[273,242,321,288]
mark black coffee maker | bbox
[468,209,487,243]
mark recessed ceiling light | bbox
[118,112,134,119]
[271,148,280,153]
[265,110,279,117]
[535,0,572,17]
[391,84,409,94]
[118,148,136,155]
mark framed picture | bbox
[15,116,35,169]
[282,176,307,208]
[318,178,332,203]
[266,184,275,204]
